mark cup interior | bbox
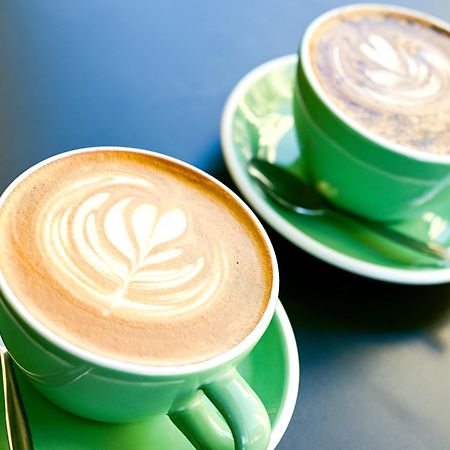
[299,3,450,164]
[0,146,280,377]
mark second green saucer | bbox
[221,54,450,284]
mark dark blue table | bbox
[1,1,449,448]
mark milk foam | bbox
[40,173,224,317]
[311,10,450,153]
[331,30,450,111]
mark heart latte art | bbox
[310,9,450,153]
[0,151,272,365]
[40,174,224,318]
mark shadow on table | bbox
[269,227,450,333]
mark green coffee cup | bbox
[0,147,280,450]
[294,4,450,222]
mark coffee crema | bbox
[309,8,450,154]
[0,150,273,365]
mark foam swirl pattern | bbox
[310,10,450,153]
[39,174,224,318]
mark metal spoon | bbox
[247,158,450,263]
[0,336,34,450]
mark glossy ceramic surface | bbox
[0,303,298,450]
[221,55,450,284]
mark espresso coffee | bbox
[0,150,273,365]
[309,7,450,154]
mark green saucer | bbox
[0,303,298,450]
[221,54,450,284]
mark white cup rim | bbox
[0,146,279,376]
[300,3,450,164]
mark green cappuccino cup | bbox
[0,147,280,450]
[294,4,450,222]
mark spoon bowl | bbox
[247,160,326,217]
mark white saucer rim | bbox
[269,300,299,449]
[221,53,450,285]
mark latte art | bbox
[39,174,224,317]
[310,10,450,153]
[332,33,450,111]
[0,150,272,365]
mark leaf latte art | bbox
[38,174,225,317]
[331,33,450,112]
[310,9,450,153]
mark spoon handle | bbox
[1,352,34,450]
[354,216,450,263]
[248,158,450,264]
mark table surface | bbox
[1,1,450,449]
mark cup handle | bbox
[169,368,271,450]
